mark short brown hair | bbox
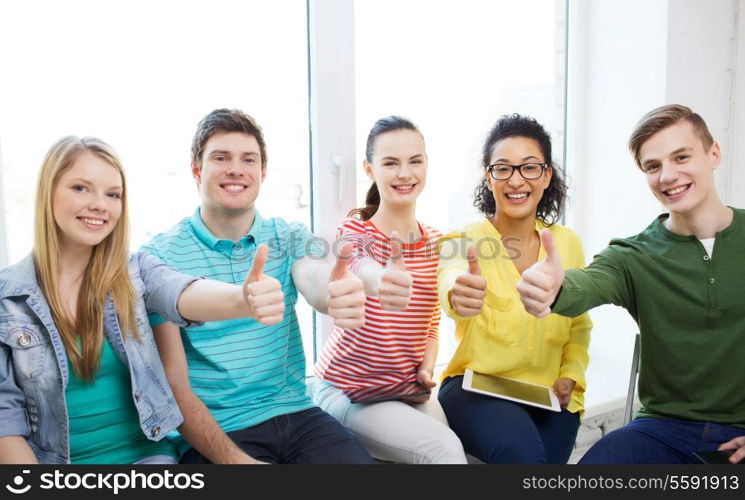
[191,108,267,169]
[628,104,714,168]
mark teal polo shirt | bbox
[142,208,325,438]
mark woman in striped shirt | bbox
[313,116,467,464]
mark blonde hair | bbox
[33,136,139,381]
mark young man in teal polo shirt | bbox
[142,108,374,464]
[517,104,745,464]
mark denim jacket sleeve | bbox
[0,343,30,438]
[133,251,203,327]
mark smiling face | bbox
[192,131,265,216]
[639,120,720,216]
[486,136,552,222]
[364,129,427,208]
[52,151,123,254]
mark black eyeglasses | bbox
[486,162,548,180]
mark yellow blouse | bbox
[437,219,592,414]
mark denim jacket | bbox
[0,252,199,463]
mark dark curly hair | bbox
[473,113,567,225]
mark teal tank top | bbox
[65,337,176,464]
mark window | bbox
[0,0,315,367]
[353,0,567,364]
[0,0,567,372]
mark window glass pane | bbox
[0,0,314,370]
[354,0,567,365]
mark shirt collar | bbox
[190,207,262,253]
[652,208,739,241]
[475,218,553,260]
[478,217,549,236]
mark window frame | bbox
[307,0,358,360]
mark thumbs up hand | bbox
[517,229,565,318]
[377,231,413,311]
[327,242,366,329]
[242,244,285,325]
[449,245,487,317]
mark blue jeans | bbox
[180,407,375,464]
[438,376,580,464]
[579,416,745,464]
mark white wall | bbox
[567,0,742,410]
[0,138,7,268]
[730,0,745,206]
[308,0,357,352]
[666,0,738,199]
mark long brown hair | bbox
[33,136,139,381]
[349,115,422,221]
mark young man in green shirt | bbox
[517,104,745,464]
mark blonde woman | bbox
[0,136,284,464]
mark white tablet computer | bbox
[462,369,560,412]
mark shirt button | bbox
[709,277,715,284]
[31,425,38,433]
[150,426,161,437]
[703,255,709,261]
[17,334,31,347]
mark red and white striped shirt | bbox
[315,217,442,392]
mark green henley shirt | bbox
[553,207,745,428]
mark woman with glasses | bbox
[313,116,468,464]
[436,114,592,464]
